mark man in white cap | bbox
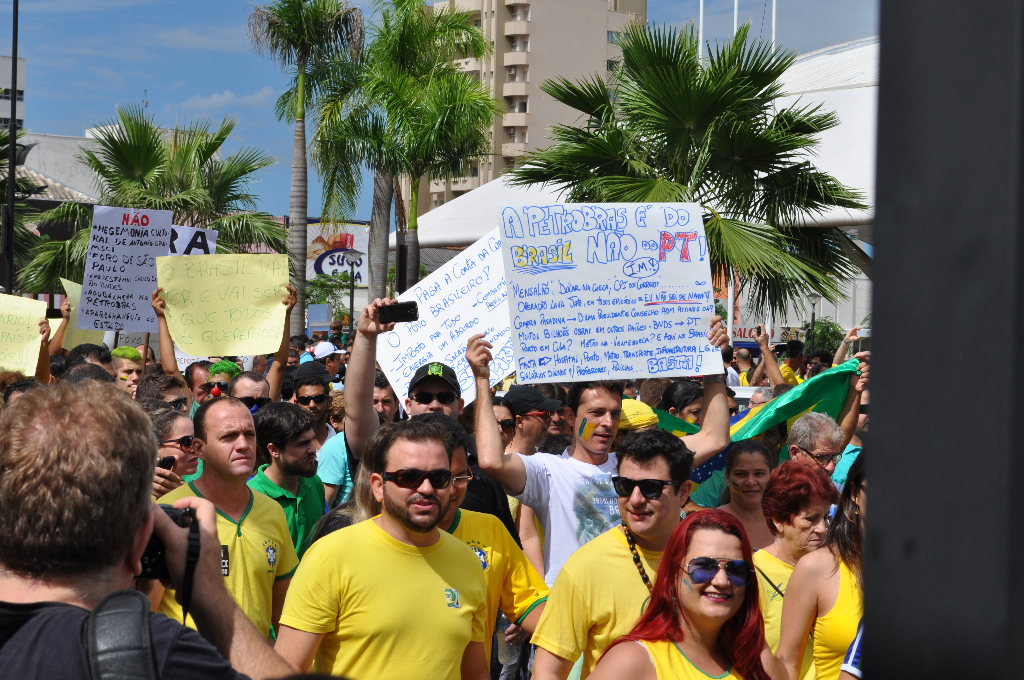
[312,340,347,390]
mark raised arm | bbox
[836,351,869,448]
[48,298,70,356]
[832,327,860,366]
[680,316,731,465]
[267,285,297,401]
[344,298,397,459]
[152,288,187,389]
[468,333,527,495]
[753,325,786,387]
[34,318,51,383]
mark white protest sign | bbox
[175,345,207,372]
[170,226,218,256]
[78,206,172,333]
[499,203,724,382]
[376,228,514,405]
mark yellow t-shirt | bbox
[447,508,549,662]
[739,371,750,386]
[531,526,661,679]
[157,482,298,638]
[280,519,489,680]
[638,639,745,680]
[779,364,804,385]
[813,561,862,680]
[753,550,815,680]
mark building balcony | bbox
[503,112,528,126]
[502,81,528,97]
[429,178,447,192]
[504,0,522,5]
[504,20,530,36]
[450,175,480,191]
[504,51,529,66]
[454,57,482,73]
[502,142,527,156]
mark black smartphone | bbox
[157,455,176,470]
[378,301,419,324]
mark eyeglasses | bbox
[202,381,230,395]
[382,468,453,489]
[411,391,458,405]
[612,476,681,500]
[452,469,474,486]
[686,557,754,587]
[160,435,195,451]
[524,410,552,422]
[796,446,843,467]
[296,393,329,406]
[239,396,273,413]
[166,397,188,411]
[498,419,516,432]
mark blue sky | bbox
[0,0,877,221]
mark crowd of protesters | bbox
[0,288,868,680]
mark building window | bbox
[606,59,619,72]
[474,19,481,27]
[471,165,479,177]
[0,118,24,128]
[517,101,527,113]
[608,31,618,43]
[0,89,23,101]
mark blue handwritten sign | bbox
[499,203,723,383]
[376,228,515,404]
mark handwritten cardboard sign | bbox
[77,206,172,333]
[376,228,514,405]
[156,254,288,357]
[0,293,46,375]
[59,278,106,350]
[499,203,724,382]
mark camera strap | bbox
[179,509,201,623]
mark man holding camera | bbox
[0,380,294,679]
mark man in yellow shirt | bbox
[779,339,806,385]
[530,428,695,680]
[275,420,490,680]
[156,396,298,638]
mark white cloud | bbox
[156,26,249,53]
[173,86,276,112]
[169,80,187,90]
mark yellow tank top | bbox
[812,560,863,680]
[752,550,815,680]
[638,639,745,680]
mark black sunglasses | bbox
[202,381,230,395]
[612,476,681,500]
[686,557,754,587]
[498,419,516,432]
[166,397,188,411]
[239,396,273,413]
[382,468,453,489]
[161,435,195,451]
[296,393,329,406]
[411,390,458,405]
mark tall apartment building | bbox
[409,0,646,214]
[0,57,25,130]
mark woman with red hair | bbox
[589,509,777,680]
[755,461,838,679]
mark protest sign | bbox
[170,226,218,256]
[59,278,106,350]
[156,254,288,357]
[376,228,513,405]
[175,345,207,372]
[0,293,46,375]
[78,206,172,333]
[499,203,724,382]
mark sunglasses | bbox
[796,446,843,467]
[382,468,453,489]
[498,419,516,432]
[166,397,188,411]
[202,381,230,394]
[296,393,329,406]
[411,391,458,405]
[612,476,681,500]
[452,469,474,486]
[686,557,754,587]
[240,396,273,413]
[161,435,195,451]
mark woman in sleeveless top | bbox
[755,460,838,679]
[589,510,777,680]
[777,453,866,680]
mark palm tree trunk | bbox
[368,170,393,300]
[406,175,420,287]
[289,67,308,334]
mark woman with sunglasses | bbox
[755,461,838,679]
[719,440,775,550]
[589,510,776,680]
[144,403,198,500]
[776,453,865,680]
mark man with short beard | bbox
[275,420,490,680]
[250,402,325,558]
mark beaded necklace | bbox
[621,522,653,593]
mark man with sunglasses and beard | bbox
[531,428,694,680]
[250,402,325,559]
[275,420,490,680]
[292,367,337,451]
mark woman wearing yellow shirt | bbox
[755,461,839,678]
[589,510,777,680]
[777,454,865,680]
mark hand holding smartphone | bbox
[378,301,419,324]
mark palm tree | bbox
[248,0,364,330]
[0,128,42,281]
[312,0,496,287]
[509,23,867,319]
[19,106,288,293]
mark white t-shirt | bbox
[515,449,621,586]
[726,366,740,386]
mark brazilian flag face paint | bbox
[578,418,597,441]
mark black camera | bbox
[139,505,194,580]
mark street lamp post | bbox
[344,249,364,337]
[2,0,18,294]
[807,291,821,356]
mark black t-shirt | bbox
[0,600,248,680]
[464,436,522,549]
